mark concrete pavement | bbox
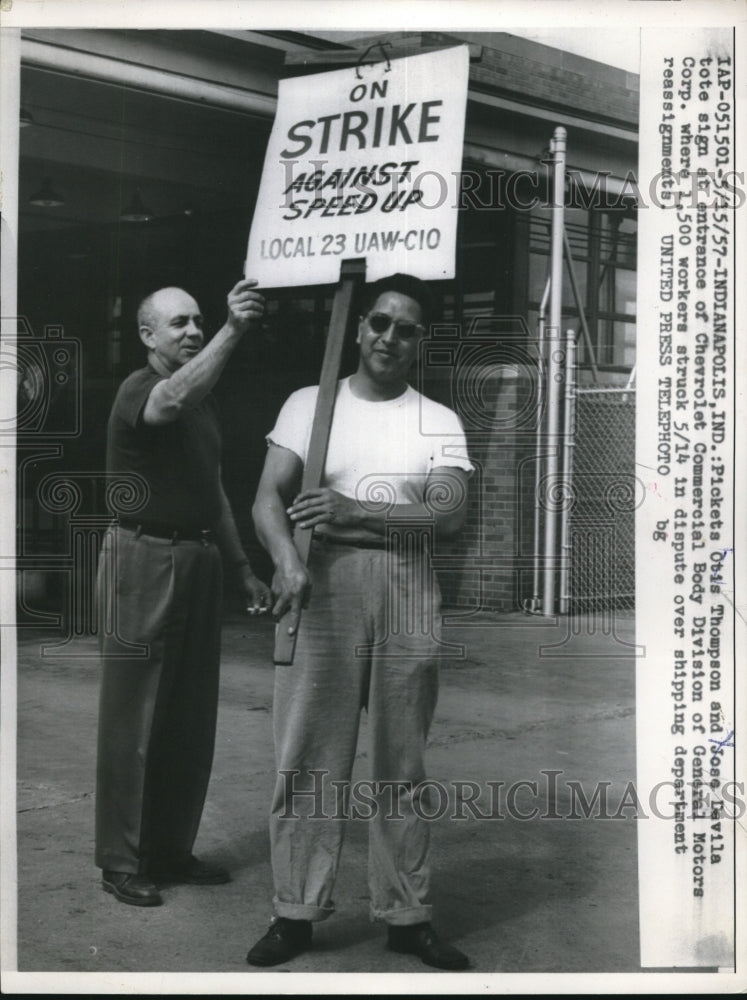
[13,608,638,977]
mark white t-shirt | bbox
[267,376,473,507]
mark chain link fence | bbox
[566,386,636,611]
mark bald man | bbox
[95,279,271,907]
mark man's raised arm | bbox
[144,279,264,425]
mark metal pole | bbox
[559,328,577,614]
[542,126,566,617]
[526,275,551,613]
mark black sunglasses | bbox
[364,312,425,339]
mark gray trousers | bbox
[270,536,442,926]
[94,525,223,873]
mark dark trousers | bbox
[94,525,223,873]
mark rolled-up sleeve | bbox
[265,386,318,463]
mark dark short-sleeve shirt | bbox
[106,366,222,530]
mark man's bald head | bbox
[137,287,200,334]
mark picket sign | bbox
[245,45,469,286]
[244,46,469,663]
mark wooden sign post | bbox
[273,257,366,664]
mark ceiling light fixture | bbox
[120,187,154,222]
[29,177,65,207]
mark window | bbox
[527,205,637,372]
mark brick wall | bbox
[356,30,639,130]
[436,366,537,612]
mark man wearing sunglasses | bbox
[248,273,473,970]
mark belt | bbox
[117,519,216,544]
[313,533,385,551]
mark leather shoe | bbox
[246,918,312,967]
[101,871,163,907]
[152,855,230,885]
[387,922,469,970]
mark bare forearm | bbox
[212,487,271,612]
[364,470,469,538]
[354,501,465,540]
[153,322,242,418]
[287,479,469,542]
[215,486,250,566]
[253,488,302,571]
[144,278,264,425]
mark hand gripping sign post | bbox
[245,44,469,663]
